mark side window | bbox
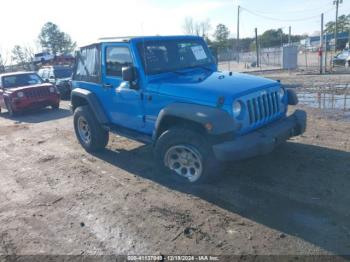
[106,46,133,77]
[74,44,101,83]
[49,69,55,78]
[41,69,49,79]
[37,69,43,78]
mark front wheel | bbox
[51,103,60,110]
[5,100,16,117]
[73,106,109,152]
[154,127,221,184]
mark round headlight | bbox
[49,86,55,93]
[232,101,242,118]
[278,88,285,101]
[17,91,25,98]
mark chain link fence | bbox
[217,45,344,74]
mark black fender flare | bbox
[70,88,109,124]
[154,103,238,138]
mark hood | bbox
[151,71,280,105]
[6,83,53,93]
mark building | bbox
[300,32,350,51]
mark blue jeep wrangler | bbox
[71,35,306,184]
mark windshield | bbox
[54,68,72,78]
[137,39,214,75]
[2,73,43,88]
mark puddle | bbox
[297,92,350,110]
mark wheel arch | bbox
[153,102,238,140]
[71,88,109,125]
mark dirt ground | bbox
[0,72,350,259]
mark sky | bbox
[1,0,350,58]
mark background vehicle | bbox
[332,49,350,67]
[38,66,73,99]
[0,72,60,116]
[34,52,54,64]
[71,35,306,184]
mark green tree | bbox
[213,24,230,49]
[38,22,76,55]
[213,24,230,43]
[259,29,286,48]
[258,29,302,48]
[325,15,350,34]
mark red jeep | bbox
[0,72,60,116]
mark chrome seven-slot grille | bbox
[246,90,280,124]
[24,88,50,98]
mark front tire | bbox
[51,103,60,110]
[73,105,109,152]
[154,127,221,184]
[5,100,16,117]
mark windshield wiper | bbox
[171,70,187,76]
[189,65,212,72]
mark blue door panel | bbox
[95,43,144,131]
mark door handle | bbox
[103,83,113,89]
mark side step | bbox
[103,124,153,144]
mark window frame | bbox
[104,45,134,78]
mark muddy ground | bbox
[0,72,349,259]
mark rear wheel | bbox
[73,105,109,152]
[155,127,221,184]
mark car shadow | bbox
[1,107,71,123]
[92,141,350,256]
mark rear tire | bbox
[73,105,109,152]
[154,127,221,184]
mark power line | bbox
[239,5,333,15]
[240,6,335,22]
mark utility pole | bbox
[334,0,343,52]
[325,33,328,71]
[320,13,324,74]
[255,28,259,67]
[237,5,240,63]
[288,26,291,45]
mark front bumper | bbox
[11,94,60,111]
[213,110,307,161]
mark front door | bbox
[100,43,144,131]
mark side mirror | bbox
[44,79,50,83]
[122,66,136,82]
[49,76,55,80]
